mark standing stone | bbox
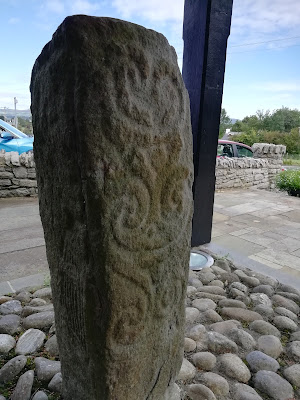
[31,15,193,400]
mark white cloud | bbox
[230,0,300,45]
[112,0,184,22]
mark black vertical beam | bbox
[182,0,233,246]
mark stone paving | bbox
[202,188,300,290]
[1,258,300,399]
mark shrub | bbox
[275,170,300,194]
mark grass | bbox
[283,158,300,166]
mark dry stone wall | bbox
[216,143,286,190]
[0,150,37,198]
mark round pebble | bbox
[192,352,216,370]
[257,335,283,358]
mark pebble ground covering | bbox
[0,257,300,400]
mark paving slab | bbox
[212,235,266,257]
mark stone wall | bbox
[0,143,286,197]
[216,143,286,190]
[0,150,37,198]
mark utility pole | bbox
[14,97,18,128]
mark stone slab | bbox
[212,235,266,257]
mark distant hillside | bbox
[0,108,31,119]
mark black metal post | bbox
[182,0,233,246]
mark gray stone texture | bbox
[198,372,229,396]
[232,383,263,400]
[15,328,46,355]
[249,320,281,337]
[0,334,16,354]
[0,355,27,383]
[257,335,283,358]
[0,300,22,315]
[218,353,251,383]
[32,392,48,400]
[0,314,21,335]
[187,384,216,400]
[31,15,193,400]
[287,341,300,362]
[220,307,263,322]
[283,364,300,386]
[48,372,62,393]
[178,358,196,380]
[22,311,55,330]
[11,370,34,400]
[192,352,216,371]
[35,357,61,382]
[246,350,279,372]
[253,370,294,400]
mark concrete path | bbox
[201,188,300,290]
[0,197,48,295]
[0,188,300,295]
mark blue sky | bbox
[1,0,300,120]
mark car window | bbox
[236,145,253,158]
[217,143,234,157]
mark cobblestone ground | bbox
[0,257,300,400]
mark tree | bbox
[219,108,231,138]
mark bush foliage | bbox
[275,170,300,193]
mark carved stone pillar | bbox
[31,16,193,400]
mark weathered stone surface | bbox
[250,293,272,307]
[0,300,22,315]
[48,372,62,393]
[283,364,300,386]
[257,335,283,358]
[22,311,55,330]
[197,286,226,296]
[272,294,299,315]
[273,316,298,331]
[249,320,281,337]
[21,304,54,318]
[186,307,200,324]
[213,258,231,272]
[199,372,229,396]
[186,324,206,341]
[15,328,46,355]
[187,384,216,400]
[275,306,298,322]
[246,350,279,372]
[252,285,274,297]
[209,280,224,288]
[11,370,34,400]
[198,309,222,325]
[178,358,196,380]
[197,271,216,285]
[253,304,274,320]
[35,357,61,382]
[0,334,16,354]
[209,320,241,335]
[227,328,256,353]
[232,383,263,400]
[184,338,196,352]
[0,314,21,334]
[32,391,48,400]
[0,296,13,304]
[192,298,216,311]
[220,307,263,322]
[207,331,238,354]
[165,383,181,400]
[15,291,31,304]
[218,354,251,382]
[32,288,52,301]
[287,341,300,362]
[253,370,294,400]
[186,286,197,296]
[192,352,216,371]
[31,15,193,400]
[218,299,246,309]
[0,355,27,383]
[29,298,47,307]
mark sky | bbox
[1,0,300,120]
